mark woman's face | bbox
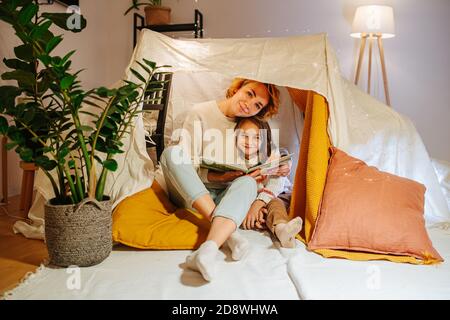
[236,120,261,158]
[229,82,270,118]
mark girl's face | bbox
[229,82,270,118]
[236,120,262,158]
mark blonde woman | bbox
[160,78,286,281]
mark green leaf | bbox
[17,3,38,25]
[0,86,22,110]
[130,68,146,83]
[96,87,112,98]
[61,50,76,66]
[13,44,34,62]
[31,20,52,40]
[106,147,124,155]
[45,36,63,54]
[0,116,9,135]
[41,146,54,153]
[23,108,35,123]
[143,58,156,70]
[1,70,35,86]
[51,56,62,66]
[37,54,51,66]
[103,159,118,172]
[35,156,58,171]
[5,142,17,151]
[68,159,75,169]
[136,61,151,74]
[95,137,107,152]
[0,5,14,24]
[60,122,73,132]
[60,75,75,90]
[41,12,87,33]
[59,146,70,159]
[102,119,116,130]
[3,58,33,72]
[19,147,33,162]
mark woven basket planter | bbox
[44,198,113,267]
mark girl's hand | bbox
[264,161,292,177]
[277,162,292,177]
[207,170,244,183]
[242,200,266,230]
[255,207,268,229]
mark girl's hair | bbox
[234,117,273,161]
[226,78,280,120]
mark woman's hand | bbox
[207,170,244,183]
[242,200,266,230]
[246,169,266,183]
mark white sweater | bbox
[176,100,288,204]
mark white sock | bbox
[185,240,218,281]
[274,217,303,248]
[226,231,250,261]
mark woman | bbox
[160,78,287,281]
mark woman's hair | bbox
[234,117,273,160]
[226,78,280,120]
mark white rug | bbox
[282,227,450,300]
[3,230,300,300]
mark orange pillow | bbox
[308,147,443,263]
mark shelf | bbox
[133,9,203,47]
[137,23,197,33]
[142,103,165,111]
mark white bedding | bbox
[283,227,450,300]
[5,227,450,300]
[3,230,299,300]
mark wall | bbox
[1,0,449,197]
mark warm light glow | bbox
[351,5,395,39]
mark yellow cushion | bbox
[112,181,209,250]
[289,91,331,243]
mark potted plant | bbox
[0,0,168,267]
[125,0,171,25]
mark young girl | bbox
[234,117,303,248]
[160,78,284,281]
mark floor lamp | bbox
[351,5,395,107]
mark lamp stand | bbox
[354,33,391,106]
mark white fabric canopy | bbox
[14,30,449,239]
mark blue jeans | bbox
[160,145,257,226]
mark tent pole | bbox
[354,33,367,85]
[377,34,391,106]
[367,33,373,94]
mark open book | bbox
[200,153,294,174]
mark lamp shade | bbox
[351,5,395,39]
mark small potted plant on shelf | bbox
[125,0,171,25]
[0,0,168,267]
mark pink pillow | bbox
[308,147,443,263]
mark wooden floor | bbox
[0,195,48,295]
